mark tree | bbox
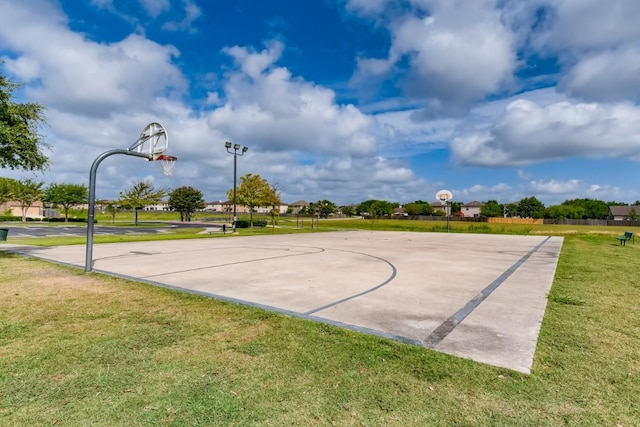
[356,199,395,217]
[628,207,639,221]
[118,180,166,226]
[313,200,337,218]
[168,186,205,222]
[450,201,462,215]
[227,173,273,227]
[43,183,88,222]
[544,204,585,219]
[403,201,433,216]
[562,198,609,219]
[104,200,119,224]
[0,64,49,171]
[265,184,282,230]
[0,176,17,207]
[480,200,502,217]
[12,178,43,222]
[517,197,545,218]
[341,204,356,217]
[503,203,518,218]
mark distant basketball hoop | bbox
[436,189,453,205]
[436,189,453,233]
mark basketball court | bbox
[3,230,563,373]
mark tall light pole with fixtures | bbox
[225,141,248,232]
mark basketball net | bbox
[155,154,177,176]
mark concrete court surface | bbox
[2,230,563,374]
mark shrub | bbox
[235,219,267,228]
[48,217,90,223]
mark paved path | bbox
[2,231,563,373]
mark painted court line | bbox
[424,236,552,347]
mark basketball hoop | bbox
[436,189,453,205]
[155,154,177,176]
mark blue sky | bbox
[1,0,640,206]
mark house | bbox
[254,204,289,214]
[205,200,231,212]
[143,202,172,211]
[431,202,450,216]
[461,201,484,218]
[609,205,639,220]
[393,206,407,216]
[0,200,44,218]
[288,200,309,214]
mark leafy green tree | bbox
[562,198,609,219]
[119,180,166,226]
[0,64,49,171]
[0,176,17,207]
[403,203,422,216]
[517,197,545,218]
[449,201,462,215]
[13,178,44,221]
[404,201,433,216]
[369,200,395,217]
[227,173,273,227]
[264,184,282,212]
[544,204,585,219]
[503,203,518,218]
[168,186,205,222]
[313,200,337,218]
[104,200,119,224]
[43,183,88,222]
[628,207,639,221]
[265,184,283,230]
[357,199,395,217]
[480,200,502,217]
[341,204,356,217]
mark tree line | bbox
[480,197,640,220]
[0,176,206,224]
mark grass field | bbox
[1,222,639,425]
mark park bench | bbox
[616,231,633,246]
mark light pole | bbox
[225,141,248,232]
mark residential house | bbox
[431,202,450,216]
[254,204,289,214]
[205,200,231,213]
[393,206,407,216]
[143,202,172,211]
[461,201,484,218]
[288,200,309,214]
[0,200,44,218]
[609,205,639,221]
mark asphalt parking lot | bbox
[0,224,179,238]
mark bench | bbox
[616,231,633,246]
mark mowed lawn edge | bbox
[0,233,638,426]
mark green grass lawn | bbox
[1,229,639,425]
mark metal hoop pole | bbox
[85,149,151,272]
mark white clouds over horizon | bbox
[1,0,640,205]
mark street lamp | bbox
[225,141,248,232]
